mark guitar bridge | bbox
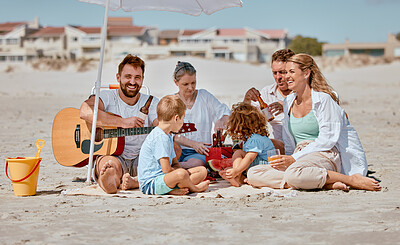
[75,125,80,148]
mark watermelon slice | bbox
[207,158,233,172]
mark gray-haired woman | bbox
[172,61,231,169]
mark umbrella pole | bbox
[86,0,110,183]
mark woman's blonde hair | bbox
[287,53,339,104]
[226,103,269,141]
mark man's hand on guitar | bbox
[122,117,145,128]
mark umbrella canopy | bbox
[80,0,242,15]
[78,0,242,183]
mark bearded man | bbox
[80,54,159,194]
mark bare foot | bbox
[349,174,381,191]
[168,188,189,195]
[98,161,120,194]
[243,178,260,188]
[325,182,349,192]
[219,170,241,187]
[121,173,139,190]
[193,180,210,192]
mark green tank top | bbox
[288,108,319,144]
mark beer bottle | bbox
[257,96,275,122]
[213,130,223,147]
[137,95,153,121]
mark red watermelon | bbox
[207,158,233,171]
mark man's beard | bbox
[121,83,140,98]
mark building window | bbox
[6,38,18,45]
[214,53,226,58]
[349,49,384,56]
[171,51,186,56]
[83,36,100,42]
[324,49,345,57]
[0,56,6,62]
[394,47,400,57]
[83,48,100,53]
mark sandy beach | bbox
[1,57,399,244]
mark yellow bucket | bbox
[5,139,45,196]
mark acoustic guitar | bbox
[52,107,196,167]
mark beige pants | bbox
[247,140,342,189]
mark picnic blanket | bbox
[62,180,297,199]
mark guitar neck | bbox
[103,126,155,138]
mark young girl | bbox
[219,102,275,187]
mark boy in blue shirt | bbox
[138,95,210,195]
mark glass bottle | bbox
[137,95,153,121]
[257,96,275,122]
[213,130,223,147]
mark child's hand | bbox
[225,168,238,179]
[269,155,295,171]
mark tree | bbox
[288,35,323,56]
[396,33,400,41]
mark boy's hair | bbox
[226,102,269,141]
[271,49,295,65]
[118,54,145,75]
[157,95,186,121]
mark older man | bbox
[244,49,295,142]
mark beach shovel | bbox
[5,139,45,196]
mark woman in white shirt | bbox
[246,54,381,191]
[172,61,231,168]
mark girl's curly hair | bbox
[226,102,269,141]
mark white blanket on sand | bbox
[62,180,297,199]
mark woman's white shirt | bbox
[282,90,368,176]
[179,89,230,149]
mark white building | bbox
[323,33,400,59]
[159,27,289,63]
[0,17,289,64]
[0,18,39,63]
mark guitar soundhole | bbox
[95,128,104,142]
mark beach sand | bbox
[1,57,399,244]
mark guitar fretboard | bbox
[103,126,155,138]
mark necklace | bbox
[178,90,197,109]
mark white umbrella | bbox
[78,0,243,182]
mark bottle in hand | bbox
[257,96,274,122]
[137,95,153,121]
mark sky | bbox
[1,0,399,44]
